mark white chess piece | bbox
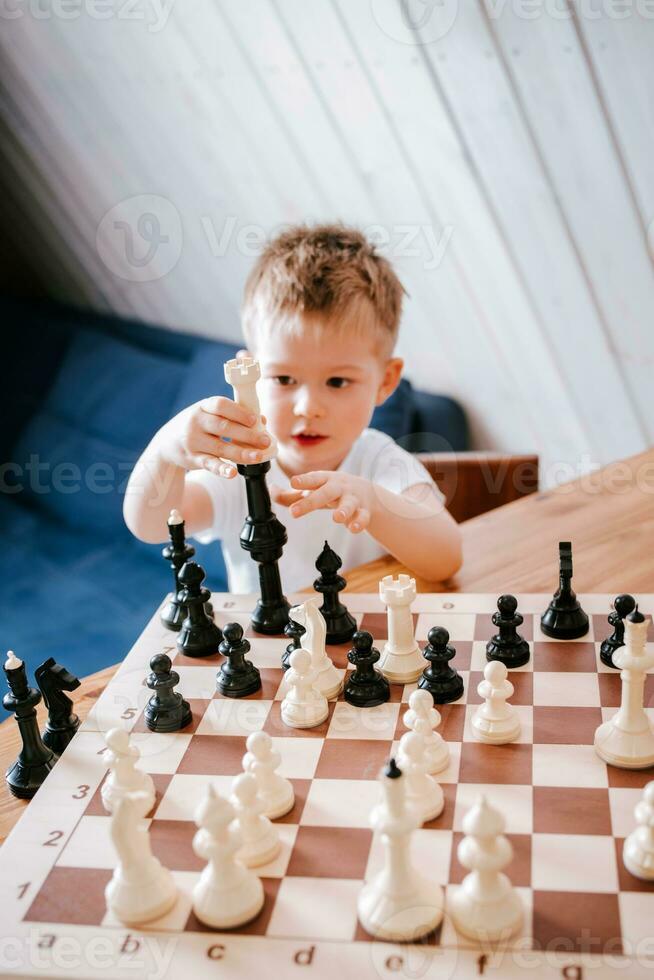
[231,772,281,867]
[192,784,264,928]
[358,758,443,941]
[403,689,450,774]
[378,575,423,683]
[242,731,294,819]
[105,790,177,925]
[450,795,523,942]
[595,608,654,768]
[471,661,521,744]
[101,728,155,815]
[397,731,444,823]
[224,356,277,460]
[280,649,329,729]
[623,781,654,880]
[287,599,342,699]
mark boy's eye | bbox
[273,375,295,386]
[326,377,351,389]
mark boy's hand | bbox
[271,472,373,534]
[154,398,271,477]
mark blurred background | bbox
[1,0,653,675]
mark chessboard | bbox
[2,591,654,980]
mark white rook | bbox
[594,607,654,769]
[224,356,277,460]
[378,574,423,684]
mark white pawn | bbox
[281,649,329,729]
[231,772,281,867]
[192,784,264,929]
[358,758,443,941]
[450,795,522,942]
[288,599,342,700]
[623,781,654,880]
[397,731,444,823]
[471,661,521,744]
[101,728,155,815]
[595,608,654,769]
[105,790,177,924]
[242,731,294,819]
[403,689,449,774]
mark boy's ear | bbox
[375,357,404,406]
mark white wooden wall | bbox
[1,0,653,485]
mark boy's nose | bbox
[293,386,325,419]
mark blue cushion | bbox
[371,378,414,440]
[44,330,186,450]
[171,340,240,415]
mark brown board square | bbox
[25,867,112,925]
[286,826,373,878]
[533,642,597,673]
[532,891,622,956]
[177,734,248,776]
[533,787,612,835]
[533,706,604,745]
[149,819,201,871]
[599,673,654,708]
[459,743,532,785]
[315,739,393,780]
[185,877,281,936]
[213,668,283,701]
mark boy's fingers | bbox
[190,455,236,479]
[269,486,305,507]
[290,471,330,491]
[200,395,257,427]
[346,507,370,533]
[333,493,359,524]
[193,433,264,466]
[236,348,251,359]
[290,484,338,517]
[200,411,270,449]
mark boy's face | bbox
[254,320,402,478]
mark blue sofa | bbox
[1,298,468,678]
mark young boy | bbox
[124,223,463,591]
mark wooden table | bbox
[3,446,654,843]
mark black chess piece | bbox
[486,595,531,669]
[237,460,291,635]
[312,541,357,644]
[3,653,56,798]
[540,541,589,639]
[177,561,223,658]
[418,627,464,704]
[217,622,262,697]
[344,631,390,707]
[281,613,306,671]
[34,658,81,754]
[600,594,637,668]
[144,653,192,732]
[161,510,196,631]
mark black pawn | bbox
[144,653,192,732]
[177,561,223,658]
[344,631,390,707]
[3,655,56,798]
[600,594,637,668]
[486,595,531,669]
[540,541,589,639]
[313,541,357,644]
[161,511,195,631]
[281,614,306,671]
[217,623,261,697]
[418,627,464,704]
[34,658,81,754]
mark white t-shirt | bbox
[187,427,442,593]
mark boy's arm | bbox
[283,472,463,583]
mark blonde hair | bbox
[241,222,406,357]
